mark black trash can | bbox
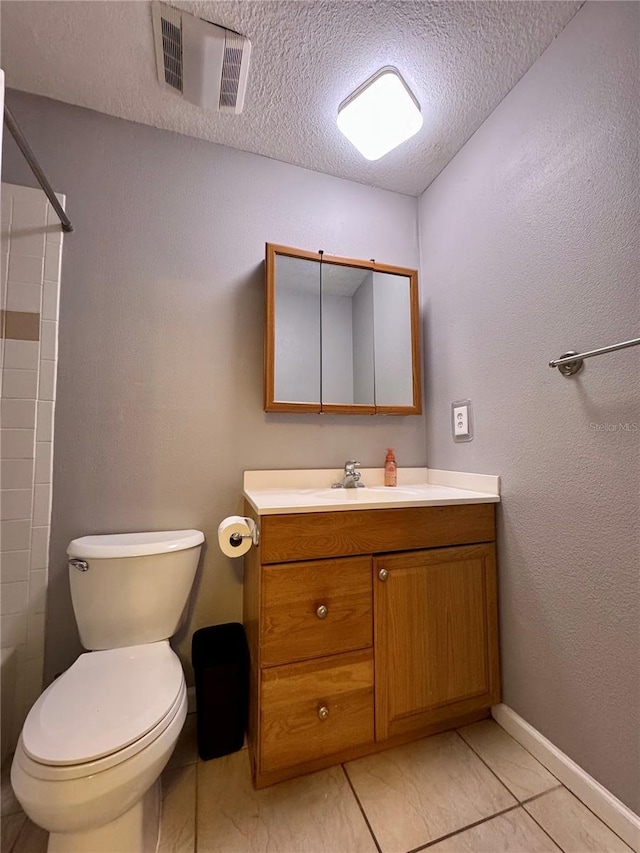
[192,623,249,760]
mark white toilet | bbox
[11,529,204,853]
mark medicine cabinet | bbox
[264,244,422,415]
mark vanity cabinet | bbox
[243,502,499,788]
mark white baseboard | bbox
[492,704,640,851]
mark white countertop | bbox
[243,468,500,515]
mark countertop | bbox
[243,468,500,515]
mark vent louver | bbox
[219,33,245,110]
[160,12,182,92]
[152,2,251,114]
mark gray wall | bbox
[2,91,423,684]
[419,0,639,812]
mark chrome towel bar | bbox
[549,337,640,376]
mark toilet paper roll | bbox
[218,516,253,557]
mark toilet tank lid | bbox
[67,529,205,559]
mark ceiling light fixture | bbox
[337,66,423,161]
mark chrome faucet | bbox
[332,460,365,489]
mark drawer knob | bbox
[378,568,389,582]
[318,705,329,721]
[316,604,329,620]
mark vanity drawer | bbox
[259,504,496,563]
[260,556,372,666]
[260,649,374,773]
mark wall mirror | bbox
[265,244,422,415]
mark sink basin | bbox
[309,487,419,501]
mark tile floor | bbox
[1,716,633,853]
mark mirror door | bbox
[371,271,417,410]
[320,260,376,413]
[273,253,321,405]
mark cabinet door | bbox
[374,544,500,741]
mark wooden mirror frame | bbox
[264,243,422,415]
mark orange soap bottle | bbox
[384,448,397,487]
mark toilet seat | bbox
[22,641,184,779]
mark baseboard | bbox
[492,704,640,851]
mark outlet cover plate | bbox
[452,399,473,442]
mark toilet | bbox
[11,529,204,853]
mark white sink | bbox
[309,487,420,501]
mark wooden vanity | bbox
[242,472,500,788]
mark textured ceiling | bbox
[1,0,582,196]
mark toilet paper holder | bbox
[230,517,260,548]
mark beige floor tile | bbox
[1,761,22,817]
[1,811,26,853]
[158,764,196,853]
[525,787,633,853]
[428,807,562,852]
[345,731,516,853]
[458,719,558,801]
[167,712,199,770]
[196,750,377,853]
[12,817,48,853]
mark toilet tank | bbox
[67,530,204,650]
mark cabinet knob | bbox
[318,705,329,721]
[378,568,389,582]
[316,604,328,620]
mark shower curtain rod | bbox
[3,105,73,233]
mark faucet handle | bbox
[344,460,361,473]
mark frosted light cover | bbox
[337,68,423,161]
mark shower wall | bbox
[0,182,64,757]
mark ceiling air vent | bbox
[151,2,251,114]
[157,3,183,92]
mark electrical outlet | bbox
[452,400,473,442]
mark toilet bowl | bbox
[11,529,204,852]
[12,641,188,852]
